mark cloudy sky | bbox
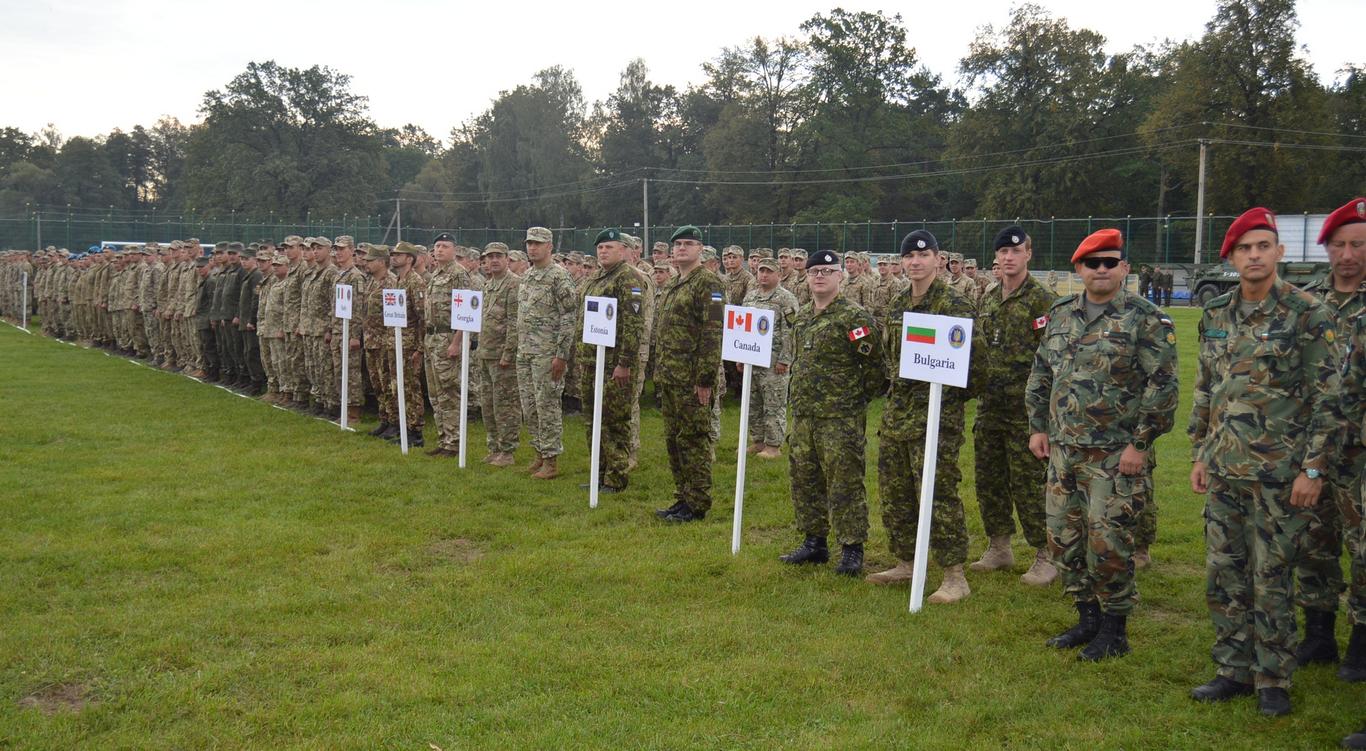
[2,0,1359,141]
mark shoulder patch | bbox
[1032,315,1049,330]
[1050,294,1076,310]
[1158,315,1174,328]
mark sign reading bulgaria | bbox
[897,311,973,388]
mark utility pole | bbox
[35,208,42,250]
[395,197,402,243]
[642,179,649,252]
[1193,139,1208,265]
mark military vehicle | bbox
[1184,261,1330,306]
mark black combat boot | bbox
[1046,601,1102,648]
[1296,608,1340,665]
[407,429,424,448]
[378,424,400,440]
[1078,613,1130,661]
[1190,675,1254,702]
[834,544,864,577]
[655,500,688,519]
[779,535,829,565]
[1257,687,1292,716]
[369,421,392,437]
[1343,723,1366,750]
[1340,623,1366,683]
[664,504,704,523]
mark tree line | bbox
[1,0,1362,236]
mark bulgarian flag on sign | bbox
[904,325,936,344]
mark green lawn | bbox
[0,308,1360,750]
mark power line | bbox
[395,168,649,199]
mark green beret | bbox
[594,228,623,245]
[670,225,702,243]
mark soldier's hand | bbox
[611,364,631,387]
[1290,472,1323,508]
[695,385,712,406]
[232,317,240,326]
[446,341,459,358]
[775,362,788,375]
[550,357,566,381]
[246,323,255,332]
[1118,444,1146,476]
[499,357,511,369]
[350,339,361,351]
[1028,433,1050,460]
[450,331,463,349]
[1190,461,1209,494]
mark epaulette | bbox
[1205,291,1233,310]
[1282,285,1317,313]
[1050,294,1076,310]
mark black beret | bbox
[899,230,938,255]
[993,225,1026,251]
[806,249,840,268]
[432,233,456,245]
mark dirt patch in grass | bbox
[427,537,484,564]
[18,682,94,715]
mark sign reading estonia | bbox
[722,305,774,368]
[582,296,617,347]
[897,311,973,389]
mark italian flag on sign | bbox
[904,325,936,344]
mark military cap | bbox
[1072,229,1125,263]
[282,235,304,246]
[594,227,623,245]
[255,248,273,261]
[791,248,808,259]
[415,245,429,254]
[247,242,260,252]
[567,251,584,264]
[993,225,1027,250]
[392,241,420,256]
[701,247,718,262]
[756,257,780,272]
[144,241,161,251]
[311,236,332,247]
[1317,197,1366,245]
[463,247,482,261]
[364,244,391,261]
[194,255,211,267]
[226,242,244,254]
[186,236,201,245]
[334,235,355,248]
[722,245,744,258]
[213,241,229,253]
[876,255,892,265]
[806,249,840,269]
[671,225,703,243]
[900,230,938,255]
[552,253,567,262]
[948,252,963,263]
[432,232,456,245]
[622,233,641,249]
[525,226,553,244]
[964,258,978,268]
[581,254,599,267]
[651,241,669,252]
[777,248,793,258]
[270,252,289,265]
[652,261,671,271]
[508,250,527,262]
[749,247,773,259]
[1220,207,1280,259]
[482,242,509,257]
[169,240,184,250]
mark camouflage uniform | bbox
[973,275,1057,550]
[363,270,400,425]
[333,261,368,408]
[514,260,577,459]
[654,265,726,513]
[479,268,521,455]
[628,265,656,468]
[878,278,976,567]
[423,259,470,452]
[577,261,645,490]
[1027,288,1178,616]
[788,296,883,545]
[259,266,286,395]
[1340,314,1366,629]
[307,261,341,408]
[238,260,265,389]
[1189,277,1341,689]
[387,266,427,430]
[740,282,798,447]
[724,266,753,306]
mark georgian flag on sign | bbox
[1032,315,1049,330]
[848,326,870,341]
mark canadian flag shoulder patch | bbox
[1032,315,1049,330]
[848,326,870,341]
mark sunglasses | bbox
[1081,257,1122,270]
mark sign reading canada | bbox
[450,289,482,332]
[897,311,973,389]
[722,304,773,368]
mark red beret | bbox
[1220,207,1277,259]
[1071,229,1124,263]
[1317,197,1366,245]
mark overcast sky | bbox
[2,0,1359,142]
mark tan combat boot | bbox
[532,456,559,480]
[865,560,915,584]
[927,565,970,604]
[1133,546,1151,570]
[1020,548,1059,586]
[968,535,1014,572]
[347,405,361,424]
[747,442,764,455]
[490,452,515,467]
[758,445,783,459]
[527,455,545,475]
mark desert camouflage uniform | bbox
[740,283,798,447]
[479,269,521,455]
[515,261,577,459]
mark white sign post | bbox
[897,311,974,613]
[20,271,28,332]
[722,304,775,555]
[450,289,483,469]
[382,288,409,454]
[582,295,618,509]
[334,284,353,430]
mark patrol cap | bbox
[581,254,599,267]
[255,248,273,261]
[622,233,641,249]
[144,241,161,251]
[1072,229,1125,263]
[722,245,744,258]
[392,241,419,256]
[806,249,841,269]
[993,225,1027,250]
[334,235,355,248]
[432,232,456,245]
[964,258,977,268]
[651,241,668,253]
[462,247,482,261]
[482,242,509,257]
[226,242,244,254]
[670,225,703,243]
[270,252,289,265]
[508,250,527,262]
[652,261,671,271]
[525,226,553,244]
[1316,197,1366,245]
[749,247,773,259]
[756,257,780,272]
[311,236,332,247]
[1220,208,1277,259]
[777,248,792,258]
[364,244,391,261]
[876,255,891,265]
[567,251,584,264]
[701,247,717,262]
[594,227,623,245]
[282,235,304,245]
[900,230,938,254]
[949,252,962,263]
[213,241,229,253]
[194,255,211,267]
[791,248,807,259]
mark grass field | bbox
[0,308,1361,750]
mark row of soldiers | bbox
[1138,263,1175,306]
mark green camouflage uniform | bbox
[1295,277,1366,618]
[1339,313,1366,627]
[238,265,264,387]
[740,284,798,447]
[577,261,645,489]
[515,262,577,459]
[973,274,1057,550]
[1027,288,1178,617]
[1189,277,1342,688]
[878,278,976,566]
[479,270,521,454]
[654,265,726,512]
[788,296,883,545]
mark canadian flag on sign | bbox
[1032,315,1049,330]
[727,309,753,331]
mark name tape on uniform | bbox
[382,288,408,328]
[334,284,353,320]
[722,304,774,368]
[898,311,973,388]
[451,289,482,332]
[582,295,617,347]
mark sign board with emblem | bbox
[895,311,975,613]
[334,284,353,320]
[381,288,410,454]
[722,304,776,555]
[382,288,407,328]
[582,295,617,347]
[450,289,482,333]
[897,312,973,389]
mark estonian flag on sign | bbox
[587,300,599,312]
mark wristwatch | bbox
[1132,439,1150,452]
[1305,468,1322,480]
